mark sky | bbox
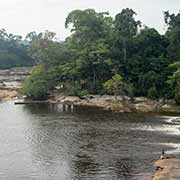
[0,0,179,40]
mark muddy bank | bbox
[153,158,180,180]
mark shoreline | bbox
[1,87,180,114]
[47,95,180,114]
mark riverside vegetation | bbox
[0,8,180,109]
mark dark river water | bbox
[0,101,180,180]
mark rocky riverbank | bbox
[1,88,180,114]
[0,68,31,101]
[153,158,180,180]
[47,94,171,113]
[0,89,19,101]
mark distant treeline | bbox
[0,29,34,69]
[3,8,180,103]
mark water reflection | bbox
[0,101,180,180]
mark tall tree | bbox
[112,8,141,79]
[164,11,180,62]
[104,74,125,101]
[0,29,33,69]
[65,9,113,92]
[131,27,169,96]
[27,30,70,68]
[168,62,180,104]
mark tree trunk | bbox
[92,65,97,92]
[123,38,127,79]
[123,38,127,62]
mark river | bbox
[0,101,180,180]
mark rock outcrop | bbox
[153,158,180,180]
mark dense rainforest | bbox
[1,8,180,103]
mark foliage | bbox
[147,86,158,100]
[65,81,88,97]
[164,11,180,62]
[9,8,179,103]
[0,29,33,69]
[65,9,113,93]
[104,74,125,100]
[112,8,141,79]
[168,62,180,104]
[27,31,71,68]
[22,65,52,100]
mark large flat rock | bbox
[153,159,180,180]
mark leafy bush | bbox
[65,81,88,97]
[147,86,158,100]
[168,62,180,104]
[175,82,180,105]
[104,74,125,100]
[22,65,50,100]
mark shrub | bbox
[175,82,180,105]
[147,86,158,100]
[22,65,50,100]
[103,74,125,101]
[65,81,88,97]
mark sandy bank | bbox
[153,158,180,180]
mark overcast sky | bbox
[0,0,179,39]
